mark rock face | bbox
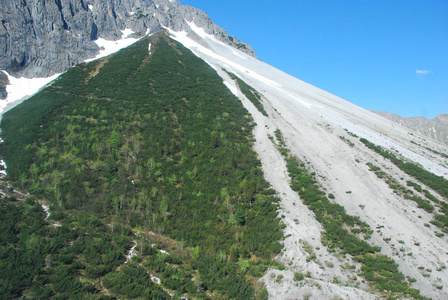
[0,0,255,78]
[374,111,448,145]
[0,71,8,99]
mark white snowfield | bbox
[169,23,448,299]
[85,29,145,63]
[1,21,447,299]
[0,71,61,117]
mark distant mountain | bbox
[1,1,448,300]
[373,111,448,145]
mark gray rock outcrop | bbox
[0,71,8,99]
[0,0,256,78]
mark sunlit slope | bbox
[2,22,448,299]
[0,31,283,299]
[168,24,448,299]
[171,23,447,174]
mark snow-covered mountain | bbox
[1,2,448,300]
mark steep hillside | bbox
[1,7,448,300]
[167,24,448,299]
[0,31,282,299]
[373,111,448,145]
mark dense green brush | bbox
[0,31,283,299]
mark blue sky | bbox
[181,0,447,118]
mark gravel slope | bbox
[170,25,448,299]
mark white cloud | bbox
[416,69,431,75]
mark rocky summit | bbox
[0,0,255,78]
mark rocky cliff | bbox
[0,71,8,99]
[374,111,448,145]
[0,0,255,79]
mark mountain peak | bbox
[0,0,255,78]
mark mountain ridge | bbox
[373,111,448,145]
[0,0,255,79]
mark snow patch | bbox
[187,22,211,39]
[0,71,61,117]
[85,29,141,63]
[0,159,6,176]
[42,205,51,220]
[88,4,93,13]
[41,204,62,227]
[187,22,248,60]
[150,274,161,285]
[121,28,135,38]
[148,43,152,53]
[280,89,313,109]
[169,28,280,90]
[223,80,238,96]
[125,241,138,263]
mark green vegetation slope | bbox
[0,31,283,299]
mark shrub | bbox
[294,272,305,281]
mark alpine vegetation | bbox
[1,1,448,299]
[0,32,282,299]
